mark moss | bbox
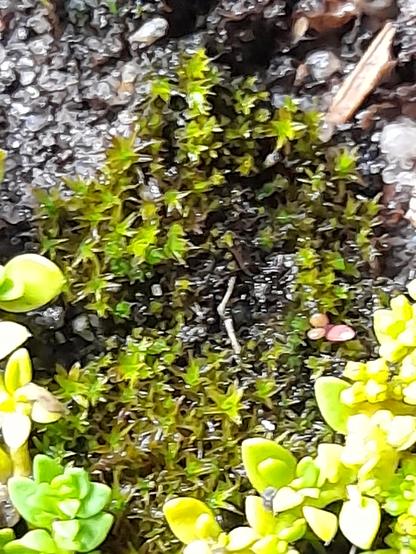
[34,50,382,552]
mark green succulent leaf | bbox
[51,519,79,551]
[4,530,57,554]
[293,456,320,488]
[33,455,63,484]
[51,468,91,500]
[314,377,354,434]
[0,254,65,313]
[0,529,15,548]
[76,483,112,518]
[53,513,114,553]
[241,438,296,493]
[8,477,58,528]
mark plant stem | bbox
[10,443,31,477]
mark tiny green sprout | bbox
[0,254,65,313]
[0,348,64,451]
[8,454,114,553]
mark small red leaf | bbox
[325,324,355,342]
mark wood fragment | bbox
[325,21,396,126]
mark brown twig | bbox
[325,21,396,126]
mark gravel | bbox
[0,0,195,205]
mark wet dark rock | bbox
[33,306,65,330]
[0,485,19,528]
[206,0,289,73]
[305,49,342,80]
[129,17,169,48]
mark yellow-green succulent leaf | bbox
[373,309,405,342]
[387,416,416,451]
[195,513,223,542]
[251,535,280,554]
[0,278,24,302]
[339,494,381,549]
[226,527,258,551]
[390,295,413,320]
[378,341,408,363]
[0,446,12,483]
[314,377,354,434]
[163,498,220,545]
[5,348,32,394]
[183,540,213,554]
[302,506,338,543]
[1,412,31,450]
[0,322,31,361]
[31,401,63,424]
[0,254,65,313]
[272,487,303,513]
[315,443,344,485]
[275,516,306,542]
[245,496,276,536]
[241,438,296,493]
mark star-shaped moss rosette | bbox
[0,348,64,451]
[0,254,65,313]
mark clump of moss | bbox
[34,50,382,552]
[37,50,359,318]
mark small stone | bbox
[25,114,49,132]
[72,314,94,341]
[34,306,65,329]
[380,118,416,166]
[151,284,163,297]
[305,50,341,81]
[19,70,36,86]
[129,17,169,48]
[27,15,51,34]
[0,485,19,528]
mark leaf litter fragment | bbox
[325,21,396,127]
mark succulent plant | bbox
[7,454,113,553]
[0,349,64,452]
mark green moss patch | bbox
[34,50,381,552]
